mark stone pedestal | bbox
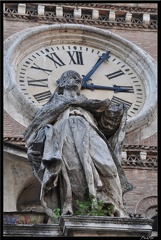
[60,216,153,237]
[3,224,62,237]
[3,215,154,237]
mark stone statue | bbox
[24,70,133,218]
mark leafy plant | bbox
[75,194,115,217]
[50,208,61,223]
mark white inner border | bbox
[4,24,157,132]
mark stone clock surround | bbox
[4,24,157,133]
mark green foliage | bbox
[51,189,115,219]
[50,207,61,221]
[75,194,115,217]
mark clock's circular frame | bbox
[4,24,157,132]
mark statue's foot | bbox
[114,208,129,218]
[113,209,120,217]
[62,207,73,216]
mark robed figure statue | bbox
[24,70,132,217]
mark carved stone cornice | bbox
[122,144,157,169]
[123,144,157,152]
[121,156,157,169]
[55,3,157,13]
[4,137,25,147]
[3,3,157,30]
[10,3,156,13]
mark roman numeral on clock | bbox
[111,96,132,110]
[67,51,84,65]
[31,63,52,75]
[33,90,52,103]
[46,52,65,68]
[105,70,125,80]
[27,77,48,87]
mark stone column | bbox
[18,4,26,15]
[38,5,45,16]
[140,151,147,160]
[109,10,115,21]
[143,13,150,25]
[125,12,132,23]
[121,151,127,160]
[56,6,63,17]
[92,9,99,20]
[74,8,82,19]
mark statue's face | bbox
[65,74,82,92]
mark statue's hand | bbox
[90,98,110,108]
[85,98,111,112]
[76,94,88,103]
[71,94,110,113]
[27,146,42,162]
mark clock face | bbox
[16,44,145,120]
[4,24,156,131]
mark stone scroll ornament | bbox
[24,70,133,218]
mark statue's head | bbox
[57,70,82,86]
[57,70,82,94]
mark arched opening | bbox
[152,213,158,231]
[145,207,158,231]
[17,176,43,212]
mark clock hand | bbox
[82,51,110,88]
[85,83,134,93]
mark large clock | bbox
[4,24,157,133]
[16,44,145,120]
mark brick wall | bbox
[109,29,157,61]
[3,111,26,138]
[124,168,157,213]
[124,129,157,146]
[3,19,42,40]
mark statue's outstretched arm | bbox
[71,94,111,114]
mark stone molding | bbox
[122,144,157,169]
[121,155,157,169]
[52,3,157,13]
[3,3,157,30]
[4,137,25,146]
[60,215,153,237]
[3,224,62,237]
[3,215,154,237]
